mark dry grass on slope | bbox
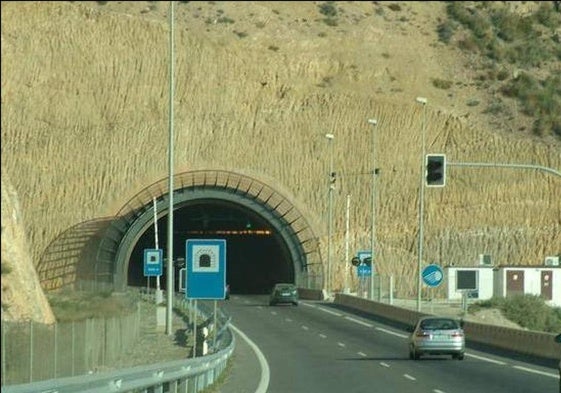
[1,1,559,303]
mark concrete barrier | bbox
[333,293,560,361]
[298,288,325,301]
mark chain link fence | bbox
[1,304,141,386]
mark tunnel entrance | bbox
[128,199,294,294]
[103,170,323,293]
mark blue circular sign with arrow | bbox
[422,264,444,287]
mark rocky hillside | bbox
[1,1,560,322]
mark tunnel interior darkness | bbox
[127,199,295,294]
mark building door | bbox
[506,270,524,297]
[541,270,553,300]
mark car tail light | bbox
[416,331,431,338]
[451,331,464,338]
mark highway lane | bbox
[220,295,559,393]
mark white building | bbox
[444,262,561,307]
[493,266,561,306]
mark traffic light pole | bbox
[416,98,427,312]
[447,162,561,178]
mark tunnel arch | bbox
[96,170,324,292]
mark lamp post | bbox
[367,118,378,300]
[166,0,175,336]
[325,133,335,294]
[344,194,351,294]
[415,97,427,312]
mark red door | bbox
[506,270,524,297]
[541,270,553,301]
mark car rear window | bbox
[420,318,459,330]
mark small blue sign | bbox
[422,264,444,287]
[357,264,372,277]
[186,239,226,300]
[356,250,375,276]
[143,249,163,277]
[357,250,372,263]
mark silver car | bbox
[408,316,465,360]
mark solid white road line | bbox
[229,324,270,393]
[344,316,373,328]
[375,327,407,338]
[316,307,342,317]
[465,353,506,365]
[512,365,558,378]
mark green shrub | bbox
[432,78,453,90]
[48,290,136,322]
[469,294,561,332]
[318,2,337,18]
[323,18,338,27]
[437,21,455,43]
[1,262,12,275]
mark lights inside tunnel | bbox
[185,229,272,236]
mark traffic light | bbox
[425,154,446,187]
[329,171,336,187]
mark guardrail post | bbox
[29,320,33,383]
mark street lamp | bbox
[415,97,427,312]
[166,0,175,335]
[367,118,378,300]
[325,133,335,294]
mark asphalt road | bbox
[215,295,559,393]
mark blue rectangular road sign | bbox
[357,250,372,263]
[357,264,372,277]
[143,249,163,276]
[356,250,375,276]
[186,239,226,300]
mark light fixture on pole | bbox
[344,194,351,294]
[166,0,175,335]
[367,118,378,300]
[325,133,335,294]
[415,97,427,312]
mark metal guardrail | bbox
[1,341,234,393]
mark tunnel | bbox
[128,199,295,294]
[101,170,323,294]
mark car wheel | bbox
[293,301,299,306]
[456,353,465,360]
[269,301,275,306]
